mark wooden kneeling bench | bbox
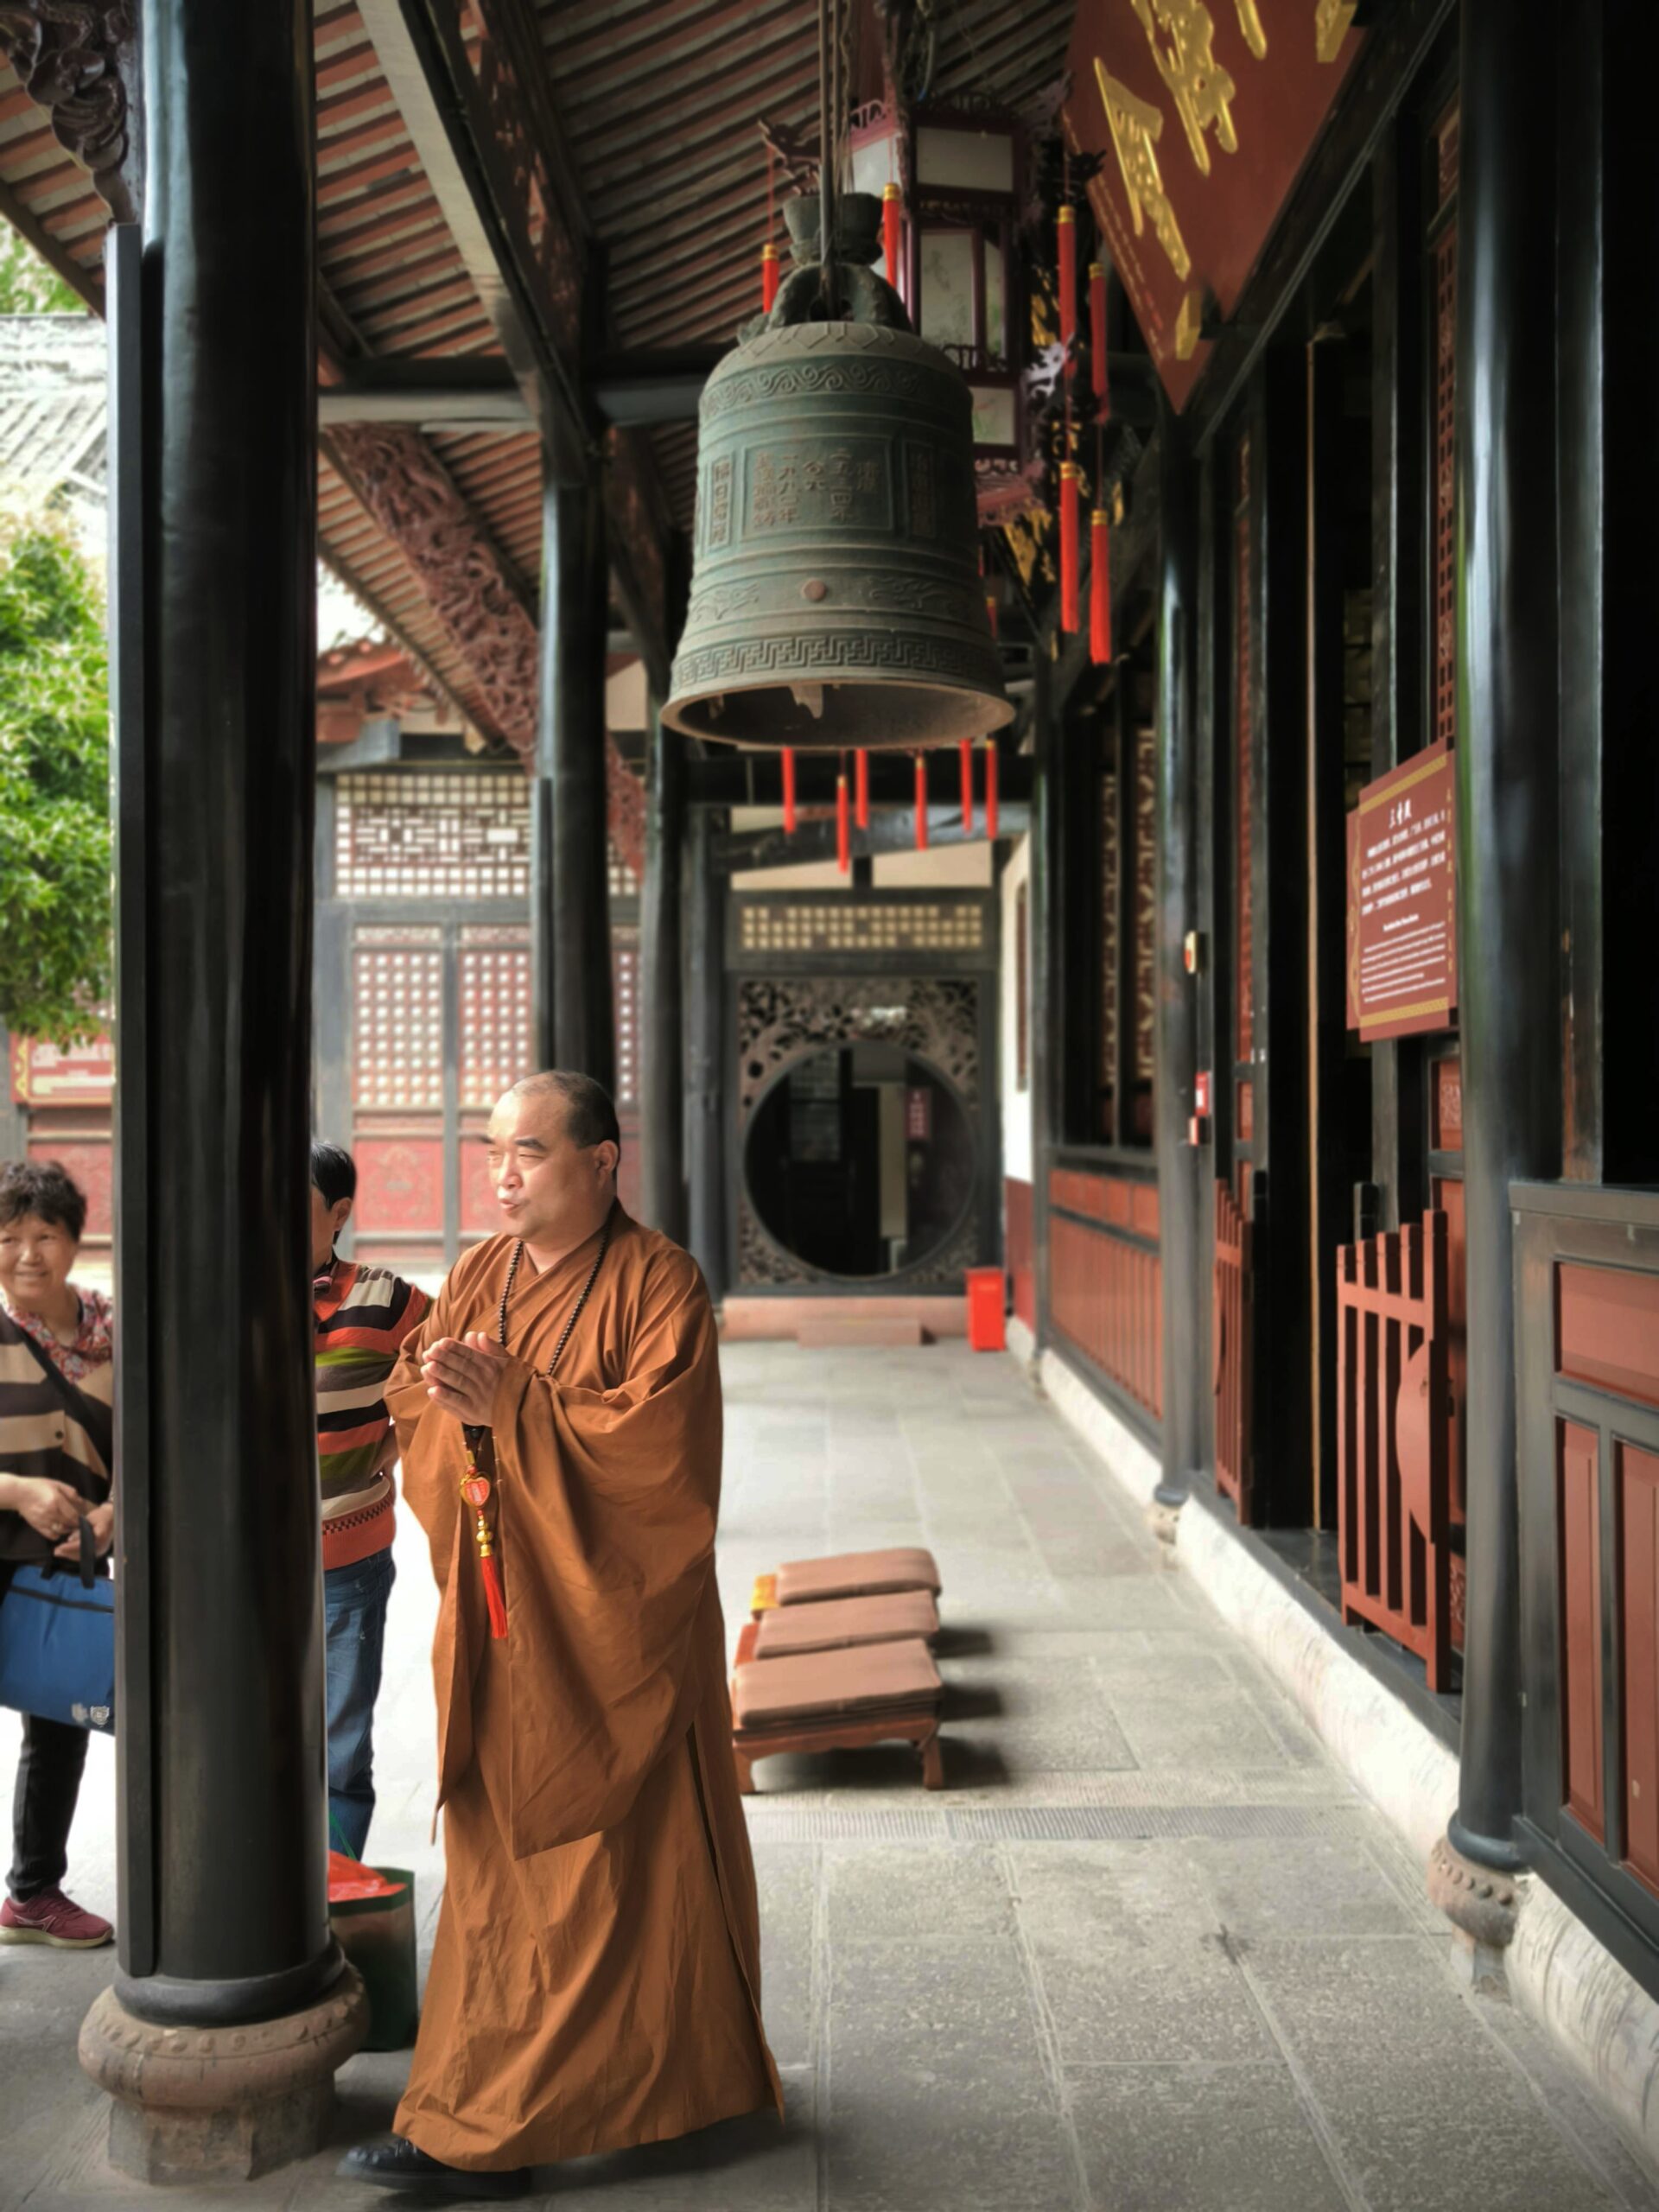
[736,1589,940,1664]
[731,1636,944,1793]
[752,1546,942,1616]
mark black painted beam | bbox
[319,357,531,429]
[639,701,687,1241]
[685,808,728,1300]
[590,346,728,426]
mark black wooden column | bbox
[114,0,332,2018]
[532,474,613,1090]
[1154,402,1201,1503]
[685,805,727,1300]
[1450,0,1561,1870]
[1028,652,1058,1352]
[640,702,687,1241]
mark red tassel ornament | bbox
[461,1459,509,1641]
[781,746,798,833]
[855,747,870,830]
[1059,461,1082,634]
[914,754,929,851]
[1090,262,1108,403]
[882,182,902,292]
[984,741,999,842]
[959,740,975,834]
[1057,205,1077,366]
[1090,509,1112,665]
[761,241,780,314]
[836,766,851,873]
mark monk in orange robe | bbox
[339,1071,780,2200]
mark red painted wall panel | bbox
[1560,1419,1605,1843]
[1621,1442,1659,1897]
[1558,1263,1659,1411]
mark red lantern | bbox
[1059,461,1082,634]
[882,182,902,292]
[1090,262,1108,404]
[855,747,870,830]
[984,741,999,842]
[1090,510,1112,666]
[836,767,851,872]
[1057,205,1077,366]
[761,241,780,313]
[959,740,975,835]
[781,746,797,833]
[914,754,928,852]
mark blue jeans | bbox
[323,1547,395,1861]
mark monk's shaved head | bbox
[505,1071,620,1158]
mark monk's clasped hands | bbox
[422,1331,510,1425]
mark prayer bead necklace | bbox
[493,1199,616,1377]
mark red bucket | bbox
[965,1267,1007,1352]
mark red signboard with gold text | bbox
[10,1032,115,1106]
[1346,743,1458,1042]
[1063,2,1364,409]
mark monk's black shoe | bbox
[336,2135,531,2198]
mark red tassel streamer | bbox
[836,768,851,873]
[984,741,999,842]
[855,747,870,830]
[914,754,929,852]
[1090,510,1112,665]
[985,591,999,639]
[882,182,902,292]
[761,242,780,313]
[959,740,975,835]
[1090,262,1108,404]
[1059,462,1081,634]
[482,1553,508,1641]
[781,746,798,833]
[1058,206,1077,366]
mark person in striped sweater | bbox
[312,1142,430,1859]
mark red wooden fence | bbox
[1337,1209,1453,1691]
[1048,1167,1161,1422]
[1213,1179,1252,1520]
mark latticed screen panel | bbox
[1098,767,1119,1135]
[335,772,531,899]
[1235,436,1255,1064]
[458,926,531,1111]
[613,931,640,1108]
[607,837,639,900]
[352,927,444,1109]
[1133,726,1157,1087]
[738,902,985,956]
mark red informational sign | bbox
[1346,743,1458,1042]
[1062,2,1363,409]
[9,1031,115,1106]
[905,1088,933,1142]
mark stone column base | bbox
[1427,1833,1523,1996]
[78,1969,370,2183]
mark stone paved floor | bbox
[4,1342,1658,2210]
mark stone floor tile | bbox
[753,1840,818,2069]
[1103,1679,1303,1771]
[1183,1830,1426,1942]
[823,1840,1017,1946]
[1068,2063,1349,2212]
[825,2055,1078,2212]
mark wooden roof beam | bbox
[589,346,728,428]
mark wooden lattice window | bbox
[1235,436,1255,1065]
[334,772,531,900]
[1097,769,1119,1132]
[737,901,984,955]
[1432,103,1459,753]
[1133,724,1157,1091]
[352,927,443,1109]
[458,926,531,1112]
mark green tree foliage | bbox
[0,228,84,316]
[0,516,111,1043]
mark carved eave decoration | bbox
[0,1,140,225]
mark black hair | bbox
[512,1072,620,1159]
[310,1141,357,1210]
[0,1159,88,1243]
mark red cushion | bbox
[732,1637,942,1728]
[773,1547,942,1605]
[753,1590,939,1658]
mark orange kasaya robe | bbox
[385,1208,782,2174]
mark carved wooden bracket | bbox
[326,423,539,756]
[0,1,139,224]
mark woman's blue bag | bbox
[0,1522,114,1732]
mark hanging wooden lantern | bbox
[881,181,902,289]
[664,194,1011,753]
[836,765,851,872]
[1090,509,1112,665]
[984,739,999,842]
[1059,461,1082,635]
[1090,262,1108,402]
[761,241,780,313]
[855,747,870,828]
[914,753,929,850]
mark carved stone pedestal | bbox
[78,1970,370,2183]
[1428,1832,1523,1996]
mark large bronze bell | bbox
[662,194,1012,752]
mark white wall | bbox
[999,832,1033,1186]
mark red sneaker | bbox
[0,1888,113,1948]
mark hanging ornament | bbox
[882,181,903,292]
[837,760,851,872]
[1090,509,1112,666]
[782,745,798,833]
[1090,262,1108,403]
[855,747,870,830]
[914,753,929,851]
[761,241,780,313]
[1060,461,1082,634]
[1058,203,1077,368]
[984,739,999,842]
[959,740,975,835]
[461,1452,508,1640]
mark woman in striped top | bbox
[0,1160,114,1950]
